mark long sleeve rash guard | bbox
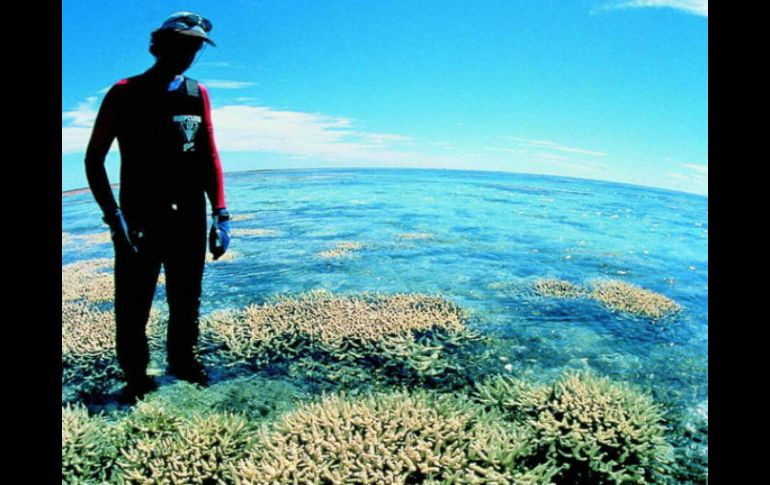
[85,71,226,223]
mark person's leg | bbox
[114,243,162,386]
[164,207,207,381]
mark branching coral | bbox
[201,291,476,378]
[396,232,434,240]
[117,412,255,485]
[473,371,674,484]
[232,390,560,485]
[318,241,364,259]
[534,278,587,299]
[231,228,280,237]
[62,405,124,484]
[62,259,115,303]
[590,279,681,319]
[79,231,112,246]
[62,258,166,304]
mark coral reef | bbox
[62,300,163,396]
[62,259,115,303]
[590,279,681,319]
[62,232,73,245]
[62,405,124,484]
[318,241,364,259]
[233,389,561,485]
[80,231,112,245]
[473,371,674,484]
[200,291,489,391]
[232,228,280,237]
[534,278,587,298]
[117,411,255,485]
[62,258,166,304]
[396,232,434,240]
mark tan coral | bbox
[534,278,587,299]
[396,233,434,240]
[590,279,681,319]
[231,228,280,237]
[233,390,549,485]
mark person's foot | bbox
[167,359,209,386]
[117,375,158,405]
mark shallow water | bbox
[63,167,708,476]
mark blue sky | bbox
[62,0,708,195]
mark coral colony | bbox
[63,260,694,484]
[534,277,681,320]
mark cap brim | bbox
[172,29,216,47]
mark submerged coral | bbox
[203,290,467,361]
[534,278,587,298]
[233,389,560,485]
[232,228,280,237]
[473,371,674,484]
[62,405,124,484]
[317,241,364,259]
[62,259,115,303]
[201,291,486,390]
[591,279,681,319]
[396,232,434,240]
[80,231,112,245]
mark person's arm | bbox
[84,82,122,215]
[84,81,138,253]
[199,83,226,211]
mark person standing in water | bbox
[84,12,231,403]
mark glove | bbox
[103,208,139,254]
[209,208,231,260]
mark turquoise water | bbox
[62,167,708,471]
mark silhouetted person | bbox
[85,12,231,403]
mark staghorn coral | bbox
[233,389,560,485]
[62,258,115,303]
[590,279,681,319]
[62,300,164,395]
[396,232,434,240]
[62,258,166,304]
[62,405,125,484]
[534,278,587,299]
[473,371,674,484]
[317,241,364,259]
[201,291,470,366]
[79,231,112,245]
[116,412,255,485]
[232,228,280,237]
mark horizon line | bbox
[62,166,707,199]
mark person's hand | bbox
[103,208,139,254]
[209,208,231,260]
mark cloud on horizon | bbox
[202,80,257,89]
[595,0,708,17]
[61,96,466,168]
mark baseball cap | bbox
[157,12,216,46]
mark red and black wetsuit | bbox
[85,68,226,380]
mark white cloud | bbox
[596,0,708,17]
[682,163,708,175]
[202,80,257,89]
[507,136,606,157]
[210,105,431,164]
[62,97,98,127]
[663,163,708,195]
